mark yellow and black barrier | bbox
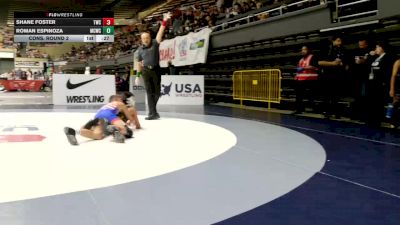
[233,69,282,109]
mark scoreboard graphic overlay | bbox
[14,12,114,43]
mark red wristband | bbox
[162,20,167,27]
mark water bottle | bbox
[386,103,394,119]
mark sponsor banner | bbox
[158,75,204,105]
[53,74,116,105]
[159,28,211,68]
[15,57,48,69]
[15,61,40,67]
[0,52,14,59]
[0,80,44,92]
[158,38,175,67]
[53,61,67,66]
[129,75,146,104]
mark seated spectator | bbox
[249,0,258,10]
[53,0,326,64]
[227,3,243,18]
[95,66,103,75]
[256,2,270,20]
[241,2,251,13]
[206,16,216,29]
[172,12,183,36]
[217,0,225,10]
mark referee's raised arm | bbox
[156,12,171,44]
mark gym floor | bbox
[0,92,399,225]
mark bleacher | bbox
[144,0,216,22]
[202,31,326,105]
[57,0,399,113]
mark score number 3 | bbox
[102,18,114,26]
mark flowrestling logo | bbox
[66,77,100,89]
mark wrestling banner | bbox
[159,28,212,68]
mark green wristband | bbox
[137,71,142,78]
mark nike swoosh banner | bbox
[66,77,100,89]
[52,74,116,105]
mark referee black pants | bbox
[143,68,161,116]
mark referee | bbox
[136,12,171,120]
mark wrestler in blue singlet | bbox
[94,102,120,123]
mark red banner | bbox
[0,134,46,143]
[0,80,44,92]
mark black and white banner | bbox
[158,75,204,105]
[52,74,116,105]
[159,28,212,68]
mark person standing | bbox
[293,45,319,114]
[95,65,102,75]
[318,36,350,118]
[366,42,395,126]
[351,38,374,121]
[136,12,171,120]
[15,69,22,80]
[389,59,400,128]
[26,69,33,80]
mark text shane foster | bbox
[15,19,57,25]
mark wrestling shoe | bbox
[105,125,117,135]
[64,127,78,146]
[124,125,134,138]
[113,130,125,143]
[106,125,125,143]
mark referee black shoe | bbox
[145,113,160,120]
